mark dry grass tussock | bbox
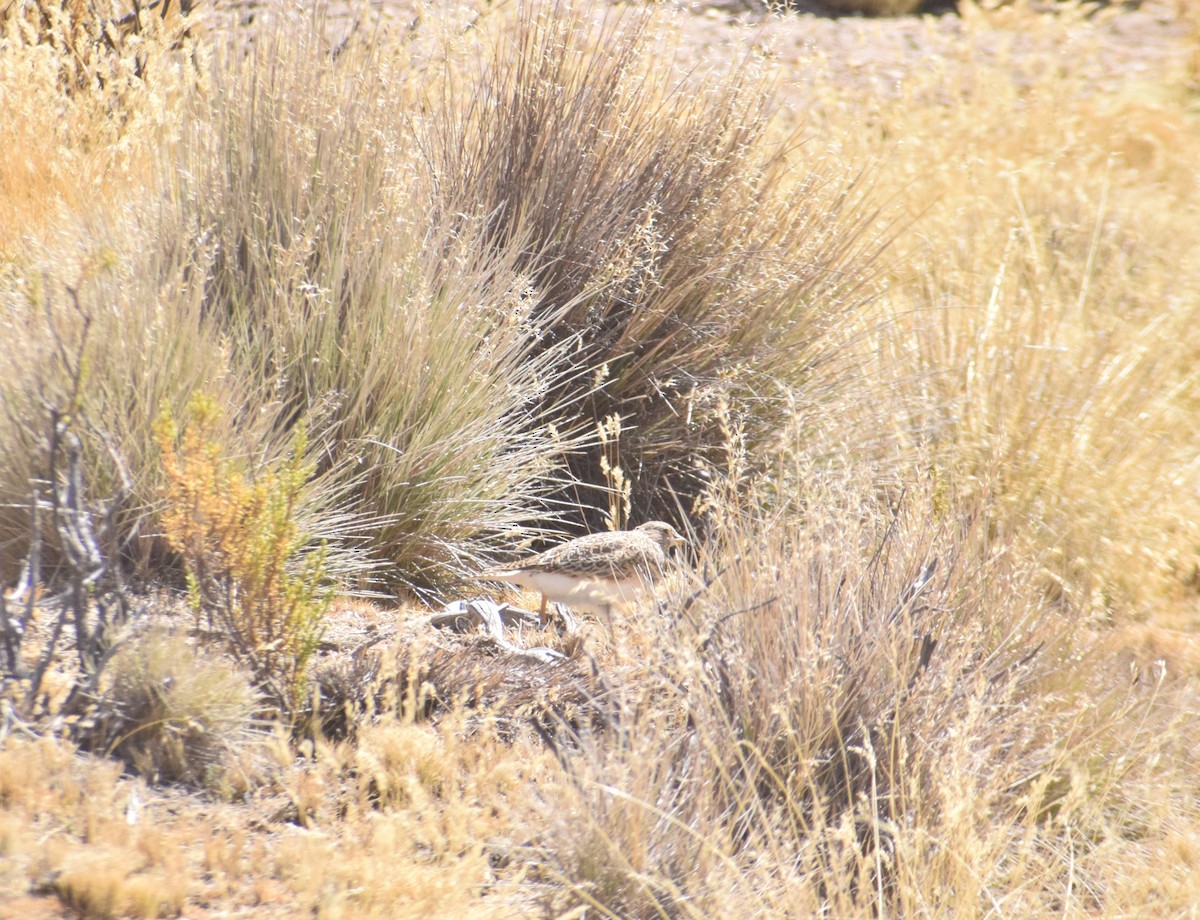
[77,629,260,787]
[533,467,1199,916]
[427,0,887,529]
[1,0,1200,916]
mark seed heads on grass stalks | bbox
[597,413,631,532]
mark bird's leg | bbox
[538,594,548,628]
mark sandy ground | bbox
[204,0,1195,108]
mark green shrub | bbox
[155,393,331,713]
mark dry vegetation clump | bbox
[0,0,199,259]
[1,0,883,588]
[428,1,886,531]
[0,13,579,594]
[79,630,258,788]
[837,0,1200,625]
[310,631,612,745]
[530,467,1200,916]
[158,22,586,591]
[811,0,925,16]
[0,735,191,918]
[1,0,1200,916]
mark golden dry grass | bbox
[0,0,199,260]
[2,0,1200,916]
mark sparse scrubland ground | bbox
[2,0,1199,916]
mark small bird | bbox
[479,521,686,626]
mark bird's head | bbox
[635,521,687,550]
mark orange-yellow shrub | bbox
[154,394,330,714]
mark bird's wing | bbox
[535,533,656,573]
[478,532,659,578]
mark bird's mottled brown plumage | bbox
[480,521,686,623]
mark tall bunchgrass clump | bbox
[2,2,887,590]
[0,244,237,584]
[0,4,203,586]
[427,1,886,530]
[157,24,581,591]
[0,17,581,593]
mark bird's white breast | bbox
[490,570,646,615]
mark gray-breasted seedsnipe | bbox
[480,521,686,625]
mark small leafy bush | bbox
[154,393,331,713]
